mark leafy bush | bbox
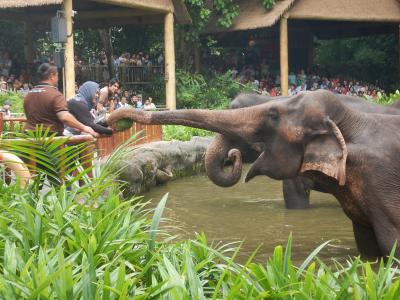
[163,125,213,141]
[1,131,400,298]
[373,90,400,105]
[0,91,24,113]
[314,35,398,92]
[176,69,255,109]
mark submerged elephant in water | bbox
[108,90,400,257]
[223,93,400,209]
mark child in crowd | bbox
[143,97,156,110]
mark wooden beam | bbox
[76,9,158,19]
[74,14,165,28]
[0,9,157,22]
[63,0,75,100]
[91,0,173,13]
[164,11,176,110]
[280,15,288,96]
[0,12,41,22]
[289,14,400,24]
[398,24,400,86]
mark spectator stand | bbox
[0,0,192,109]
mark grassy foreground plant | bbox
[1,131,400,298]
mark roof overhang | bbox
[205,0,400,33]
[0,0,191,26]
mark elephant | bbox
[223,93,400,209]
[108,90,400,257]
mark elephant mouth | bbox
[244,151,266,183]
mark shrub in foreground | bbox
[1,132,400,298]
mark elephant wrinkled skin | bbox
[213,93,400,209]
[108,90,400,257]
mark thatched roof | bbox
[289,0,400,23]
[0,0,62,8]
[0,0,191,25]
[205,0,295,33]
[206,0,400,33]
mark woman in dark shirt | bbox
[65,81,112,135]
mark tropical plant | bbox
[2,126,400,298]
[176,69,254,109]
[314,35,398,92]
[373,90,400,105]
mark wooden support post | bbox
[307,32,314,71]
[280,15,289,96]
[63,0,75,100]
[164,11,176,110]
[398,24,400,86]
[0,112,4,134]
[24,22,34,64]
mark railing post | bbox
[0,112,4,134]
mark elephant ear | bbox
[300,118,348,185]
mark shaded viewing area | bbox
[0,0,191,174]
[0,0,191,109]
[205,0,400,94]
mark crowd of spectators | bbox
[232,64,385,101]
[74,50,162,68]
[72,78,158,130]
[0,51,33,95]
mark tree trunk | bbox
[194,44,200,73]
[98,28,115,79]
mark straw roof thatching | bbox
[0,0,191,25]
[289,0,400,23]
[206,0,400,33]
[205,0,295,33]
[0,0,62,8]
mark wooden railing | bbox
[0,113,163,159]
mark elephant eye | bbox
[267,109,279,122]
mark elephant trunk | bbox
[205,134,242,187]
[107,107,257,140]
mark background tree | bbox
[314,35,399,91]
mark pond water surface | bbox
[145,169,358,264]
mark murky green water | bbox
[145,169,358,264]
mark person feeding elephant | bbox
[64,81,113,136]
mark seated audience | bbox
[143,97,156,111]
[65,81,112,136]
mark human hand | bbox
[82,125,99,137]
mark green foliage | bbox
[163,125,213,141]
[374,90,400,105]
[183,0,239,44]
[2,127,94,187]
[176,69,254,109]
[1,131,400,297]
[0,91,24,114]
[314,35,399,92]
[261,0,277,10]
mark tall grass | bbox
[1,130,400,298]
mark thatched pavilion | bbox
[206,0,400,95]
[0,0,191,109]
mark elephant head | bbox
[108,90,349,187]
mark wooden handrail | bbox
[0,115,163,159]
[0,112,163,186]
